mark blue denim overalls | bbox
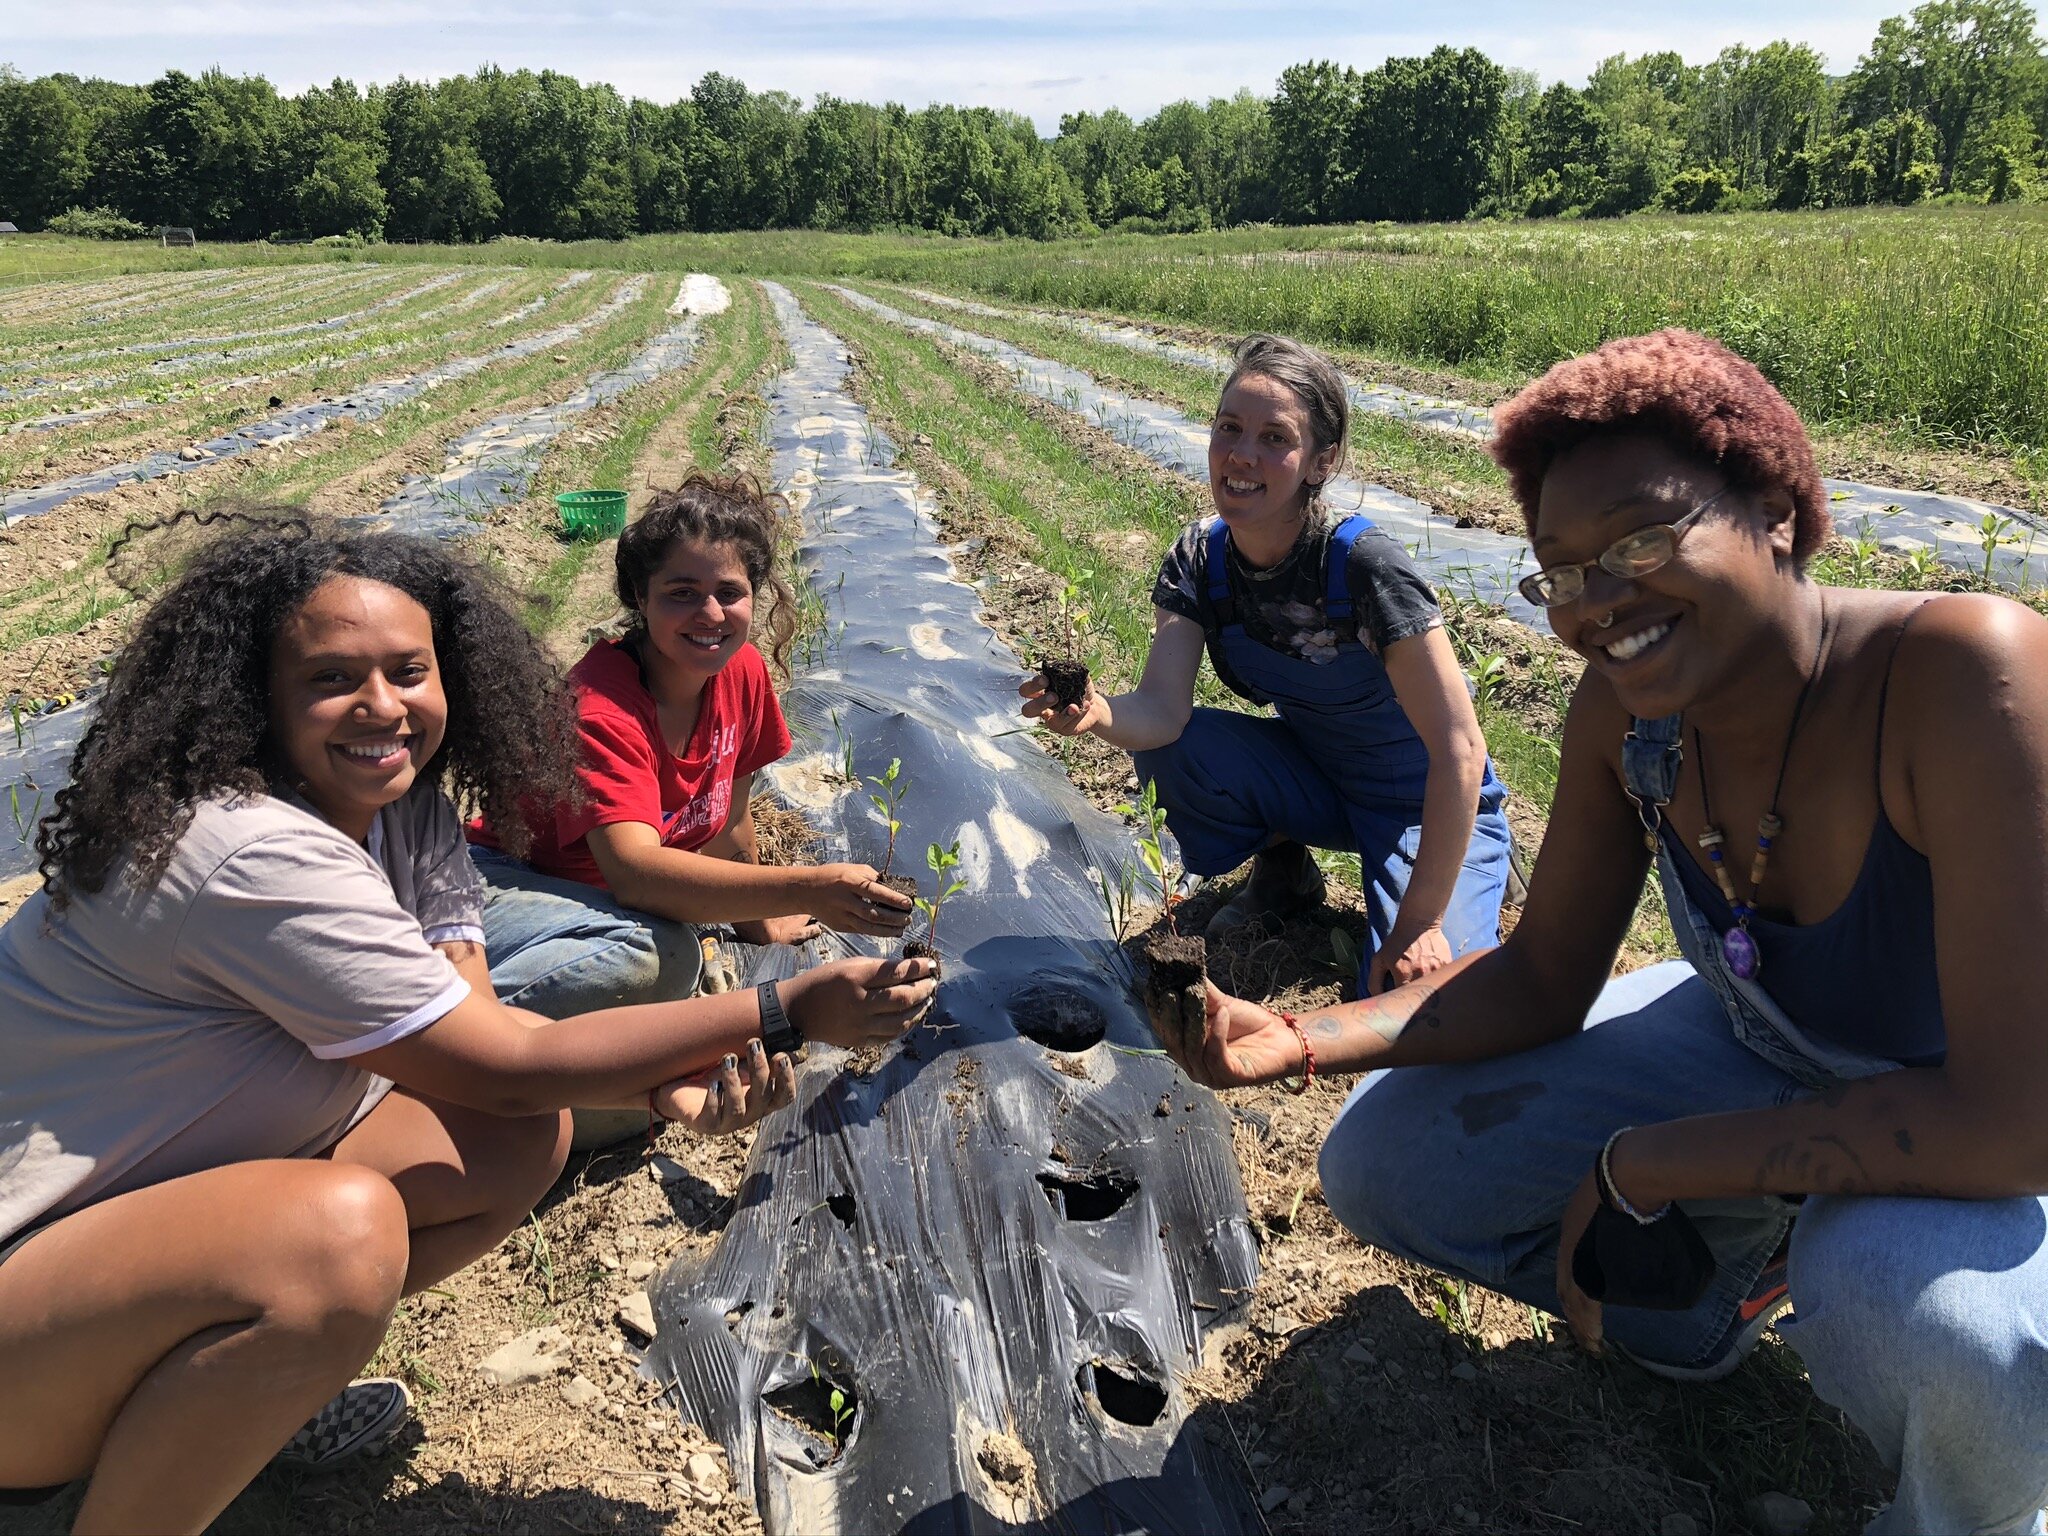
[1133,514,1512,988]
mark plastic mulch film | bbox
[829,284,1548,625]
[879,284,2048,592]
[643,283,1261,1534]
[0,273,637,528]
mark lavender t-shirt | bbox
[0,784,481,1249]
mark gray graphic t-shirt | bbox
[1151,512,1442,667]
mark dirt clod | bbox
[1037,657,1089,711]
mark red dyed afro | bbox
[1491,329,1831,562]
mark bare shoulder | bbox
[1886,592,2048,707]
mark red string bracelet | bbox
[1277,1012,1315,1096]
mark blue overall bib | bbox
[1132,515,1511,989]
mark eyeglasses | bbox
[1517,487,1731,609]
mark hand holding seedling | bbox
[1153,981,1305,1090]
[802,862,914,936]
[781,954,938,1047]
[1018,670,1107,736]
[650,1037,799,1136]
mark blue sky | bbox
[5,2,1908,130]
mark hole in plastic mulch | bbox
[765,1365,861,1469]
[1036,1169,1138,1222]
[1082,1359,1168,1428]
[1011,983,1109,1053]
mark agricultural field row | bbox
[0,268,610,490]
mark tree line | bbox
[1,0,2042,243]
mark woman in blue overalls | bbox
[1022,333,1511,996]
[1148,329,2048,1532]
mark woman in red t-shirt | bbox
[470,475,913,1140]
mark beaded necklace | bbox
[1692,598,1831,982]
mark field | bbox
[1,210,2033,1534]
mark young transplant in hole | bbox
[905,839,965,972]
[1119,780,1208,1055]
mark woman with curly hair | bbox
[0,511,934,1534]
[1152,330,2048,1531]
[469,473,914,1143]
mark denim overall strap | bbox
[1202,517,1239,633]
[1323,513,1375,624]
[1620,713,1684,852]
[1622,715,1899,1088]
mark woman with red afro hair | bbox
[1151,328,2048,1532]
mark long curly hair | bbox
[614,471,798,677]
[39,505,580,909]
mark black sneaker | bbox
[1205,842,1327,939]
[1622,1252,1792,1384]
[274,1378,412,1471]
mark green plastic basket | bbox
[556,489,628,540]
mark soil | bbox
[1037,656,1090,712]
[902,936,938,976]
[878,872,920,909]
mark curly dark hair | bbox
[614,471,798,677]
[38,505,580,909]
[1491,328,1831,562]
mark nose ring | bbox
[1597,611,1617,629]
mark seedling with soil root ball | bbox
[866,757,920,904]
[1119,779,1208,1060]
[1033,576,1095,714]
[904,839,965,973]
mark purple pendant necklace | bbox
[1692,597,1831,982]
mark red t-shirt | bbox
[471,638,792,889]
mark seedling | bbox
[1470,652,1507,715]
[866,757,909,878]
[1116,778,1180,931]
[1095,859,1140,945]
[829,1385,854,1443]
[1977,512,2022,586]
[912,839,966,951]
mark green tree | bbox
[0,70,90,226]
[1349,46,1508,221]
[1843,0,2043,192]
[1270,61,1359,221]
[379,78,499,242]
[296,131,386,237]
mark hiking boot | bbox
[1205,842,1326,939]
[1622,1251,1793,1384]
[275,1378,412,1471]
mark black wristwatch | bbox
[758,980,805,1058]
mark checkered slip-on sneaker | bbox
[274,1377,412,1471]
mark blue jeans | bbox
[1321,961,2048,1534]
[472,846,703,1016]
[1132,708,1511,982]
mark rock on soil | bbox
[560,1374,605,1409]
[616,1289,657,1341]
[479,1325,571,1386]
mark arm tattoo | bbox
[1357,983,1441,1045]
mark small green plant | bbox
[867,757,908,877]
[829,1385,854,1442]
[1471,652,1508,715]
[1057,572,1093,655]
[1095,859,1140,944]
[1330,926,1362,976]
[1116,778,1181,930]
[1977,512,2022,586]
[913,839,966,949]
